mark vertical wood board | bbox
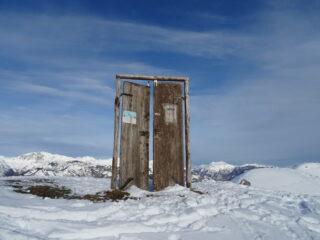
[184,80,192,188]
[111,78,121,189]
[120,81,150,190]
[153,82,184,191]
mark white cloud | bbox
[1,4,320,165]
[0,13,252,60]
[0,60,179,106]
[190,6,320,165]
[191,74,320,164]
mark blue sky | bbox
[0,0,320,166]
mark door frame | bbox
[111,74,191,190]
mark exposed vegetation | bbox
[4,178,203,201]
[5,179,137,202]
[190,188,205,195]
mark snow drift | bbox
[233,167,320,195]
[0,172,320,239]
[0,152,320,239]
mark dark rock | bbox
[240,179,251,186]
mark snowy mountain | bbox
[0,157,12,176]
[192,161,271,181]
[4,152,317,184]
[0,152,269,181]
[0,152,113,178]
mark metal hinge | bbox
[120,92,133,97]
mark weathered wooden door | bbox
[153,82,184,191]
[120,81,150,190]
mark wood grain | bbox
[111,78,121,190]
[119,81,150,190]
[184,80,192,188]
[153,82,184,191]
[116,74,188,82]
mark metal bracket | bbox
[120,92,133,97]
[120,177,134,190]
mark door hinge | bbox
[121,93,133,97]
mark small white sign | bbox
[163,104,177,123]
[122,110,137,124]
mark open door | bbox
[119,81,150,190]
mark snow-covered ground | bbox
[1,163,320,240]
[295,162,320,178]
[0,152,319,239]
[232,167,320,195]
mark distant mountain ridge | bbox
[191,161,271,181]
[0,152,271,181]
[0,152,113,178]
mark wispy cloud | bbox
[1,3,320,165]
[0,13,253,60]
[190,5,320,165]
[0,61,178,106]
[14,82,111,106]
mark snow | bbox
[198,161,235,171]
[295,162,320,178]
[0,152,269,181]
[0,152,113,177]
[9,152,112,168]
[0,153,319,239]
[0,157,10,176]
[1,165,320,239]
[232,167,320,195]
[192,161,269,181]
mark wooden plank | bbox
[184,80,192,188]
[153,82,184,191]
[119,81,150,190]
[111,77,121,190]
[116,74,188,82]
